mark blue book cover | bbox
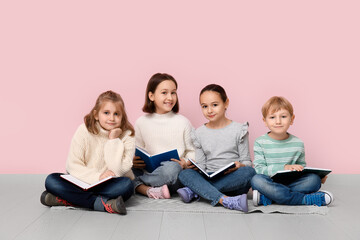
[135,147,180,173]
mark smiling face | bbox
[200,90,229,125]
[263,108,295,140]
[94,101,122,131]
[148,80,177,114]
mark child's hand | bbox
[224,161,244,175]
[109,128,122,139]
[321,175,328,184]
[99,170,116,180]
[284,164,304,171]
[171,158,188,169]
[133,156,146,169]
[186,161,198,170]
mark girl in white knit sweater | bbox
[132,73,195,199]
[40,91,135,215]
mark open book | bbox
[60,174,115,191]
[271,167,332,182]
[135,146,180,173]
[187,158,236,179]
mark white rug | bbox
[125,194,329,215]
[51,194,329,215]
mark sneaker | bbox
[303,190,334,206]
[322,190,334,205]
[177,187,199,203]
[40,191,73,207]
[221,194,248,212]
[147,185,171,199]
[253,190,272,207]
[101,196,126,215]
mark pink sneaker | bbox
[147,185,171,199]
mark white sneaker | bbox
[252,190,260,206]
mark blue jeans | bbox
[179,166,256,206]
[133,161,183,193]
[251,173,321,205]
[45,173,134,210]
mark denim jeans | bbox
[133,161,183,193]
[45,173,134,210]
[179,166,256,206]
[251,173,321,205]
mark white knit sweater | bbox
[66,123,135,184]
[135,112,195,159]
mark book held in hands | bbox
[60,174,115,191]
[135,146,180,173]
[271,167,332,182]
[187,158,236,179]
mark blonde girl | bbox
[41,91,135,215]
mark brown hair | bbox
[262,96,294,118]
[142,73,179,113]
[199,84,228,103]
[84,90,135,136]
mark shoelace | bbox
[101,198,116,213]
[147,188,164,199]
[260,195,272,206]
[304,192,323,206]
[56,197,72,206]
[222,197,238,210]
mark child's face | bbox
[149,80,177,114]
[94,101,122,131]
[263,108,294,137]
[200,91,229,123]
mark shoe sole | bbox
[240,194,249,213]
[252,190,260,207]
[115,196,127,215]
[177,188,192,203]
[320,190,334,205]
[40,191,49,206]
[161,185,171,199]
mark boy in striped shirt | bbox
[251,96,333,206]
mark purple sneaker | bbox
[222,194,248,212]
[177,187,199,203]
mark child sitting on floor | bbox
[251,96,333,207]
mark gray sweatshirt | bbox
[191,121,252,172]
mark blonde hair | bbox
[262,96,294,118]
[84,90,135,136]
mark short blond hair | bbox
[262,96,294,118]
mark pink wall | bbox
[1,1,359,174]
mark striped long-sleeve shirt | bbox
[253,133,306,176]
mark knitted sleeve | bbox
[253,140,269,175]
[295,143,306,167]
[183,121,196,160]
[134,118,145,148]
[66,125,102,184]
[104,130,135,178]
[236,123,252,167]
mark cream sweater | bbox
[135,112,195,159]
[66,123,135,184]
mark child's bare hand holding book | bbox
[224,161,246,175]
[133,156,146,169]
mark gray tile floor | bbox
[0,174,359,240]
